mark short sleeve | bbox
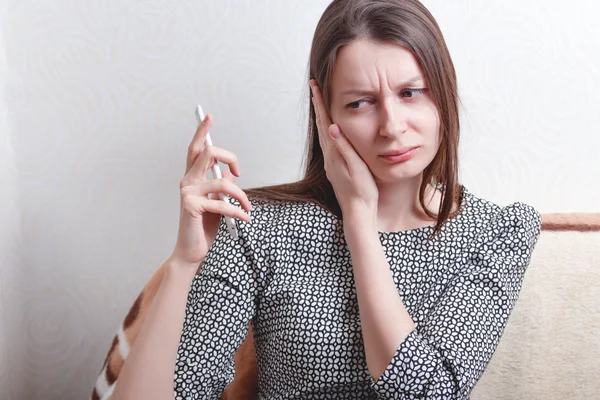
[371,202,542,399]
[173,208,260,399]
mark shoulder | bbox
[465,189,541,236]
[461,187,542,259]
[230,195,338,237]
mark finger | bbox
[182,194,251,222]
[222,168,236,183]
[207,169,234,200]
[311,96,326,154]
[182,146,240,188]
[182,178,253,212]
[309,81,332,126]
[328,124,362,170]
[310,96,323,149]
[186,114,213,174]
[201,198,252,222]
[202,178,253,212]
[310,81,333,155]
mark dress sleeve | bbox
[371,202,542,399]
[173,209,259,399]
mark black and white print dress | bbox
[174,185,542,399]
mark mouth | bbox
[379,146,420,163]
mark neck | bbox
[376,175,438,233]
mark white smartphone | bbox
[195,105,239,240]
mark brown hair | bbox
[245,0,462,238]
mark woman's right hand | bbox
[168,113,253,270]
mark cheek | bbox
[339,121,381,163]
[414,104,441,143]
[336,116,375,148]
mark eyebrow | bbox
[340,75,425,97]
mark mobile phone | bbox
[195,105,239,239]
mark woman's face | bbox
[329,39,441,185]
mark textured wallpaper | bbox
[0,0,598,398]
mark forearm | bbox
[344,219,416,381]
[112,258,198,400]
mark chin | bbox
[372,157,432,184]
[373,168,424,184]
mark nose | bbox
[379,96,408,138]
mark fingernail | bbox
[329,125,341,139]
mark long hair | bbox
[245,0,462,238]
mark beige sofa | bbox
[472,213,600,399]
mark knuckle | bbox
[216,179,227,191]
[180,185,193,198]
[180,195,195,213]
[187,144,201,155]
[199,145,211,159]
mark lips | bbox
[380,146,419,157]
[379,146,420,163]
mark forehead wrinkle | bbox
[336,67,425,97]
[332,40,425,100]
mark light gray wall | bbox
[1,0,598,398]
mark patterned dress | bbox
[174,186,542,399]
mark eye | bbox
[345,99,372,109]
[401,88,427,98]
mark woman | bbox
[112,0,541,399]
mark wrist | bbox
[162,258,199,295]
[343,218,378,249]
[343,208,377,232]
[165,255,202,276]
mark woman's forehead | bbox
[332,40,425,91]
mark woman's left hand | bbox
[310,79,379,221]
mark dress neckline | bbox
[311,185,471,236]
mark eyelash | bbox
[345,88,427,109]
